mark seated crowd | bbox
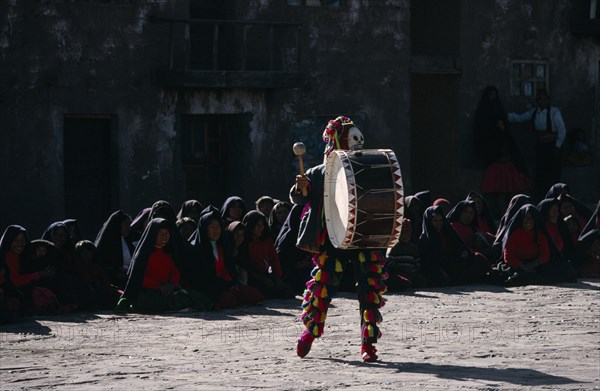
[1,183,598,324]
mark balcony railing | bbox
[151,17,305,88]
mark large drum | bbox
[324,149,404,249]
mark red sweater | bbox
[213,246,232,282]
[5,251,40,287]
[545,223,564,252]
[247,238,283,278]
[503,228,550,269]
[142,247,180,289]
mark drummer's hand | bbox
[295,175,309,194]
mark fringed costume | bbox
[292,115,388,362]
[300,247,387,344]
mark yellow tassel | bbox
[335,260,343,273]
[359,252,366,263]
[315,270,322,281]
[313,297,319,308]
[318,253,328,266]
[320,286,328,298]
[368,325,375,337]
[367,278,375,287]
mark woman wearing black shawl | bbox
[473,86,507,164]
[0,226,26,320]
[493,194,532,248]
[537,198,577,264]
[545,182,570,199]
[558,193,593,235]
[243,210,293,298]
[447,200,499,265]
[42,222,93,309]
[129,207,151,245]
[573,201,600,277]
[274,204,313,294]
[184,207,263,309]
[224,221,250,285]
[403,191,430,243]
[94,210,134,288]
[220,196,247,225]
[177,199,203,222]
[500,204,577,286]
[2,226,82,315]
[146,200,187,271]
[466,192,497,235]
[116,218,213,313]
[474,86,530,215]
[269,201,292,241]
[419,205,490,286]
[577,228,600,277]
[62,219,84,244]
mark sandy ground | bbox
[1,279,599,391]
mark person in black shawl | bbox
[499,204,577,286]
[41,222,91,310]
[62,219,84,244]
[537,198,577,264]
[473,86,507,166]
[466,192,497,235]
[116,218,213,313]
[493,194,532,249]
[94,210,135,288]
[129,207,151,245]
[474,86,530,215]
[220,196,247,225]
[176,199,203,222]
[558,193,593,236]
[184,206,263,309]
[146,200,187,271]
[419,205,490,286]
[0,226,25,321]
[577,228,600,277]
[446,200,498,265]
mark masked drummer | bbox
[290,115,387,362]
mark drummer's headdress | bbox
[322,115,364,156]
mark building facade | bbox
[1,0,598,237]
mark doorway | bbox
[409,73,460,199]
[63,116,116,239]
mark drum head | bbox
[324,151,352,248]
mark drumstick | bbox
[293,142,308,196]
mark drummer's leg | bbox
[296,249,345,357]
[299,249,344,337]
[352,249,387,361]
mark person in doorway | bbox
[508,89,566,200]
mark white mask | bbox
[347,126,364,150]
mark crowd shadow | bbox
[0,318,52,336]
[321,358,583,387]
[553,279,599,291]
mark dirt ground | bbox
[1,279,599,390]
